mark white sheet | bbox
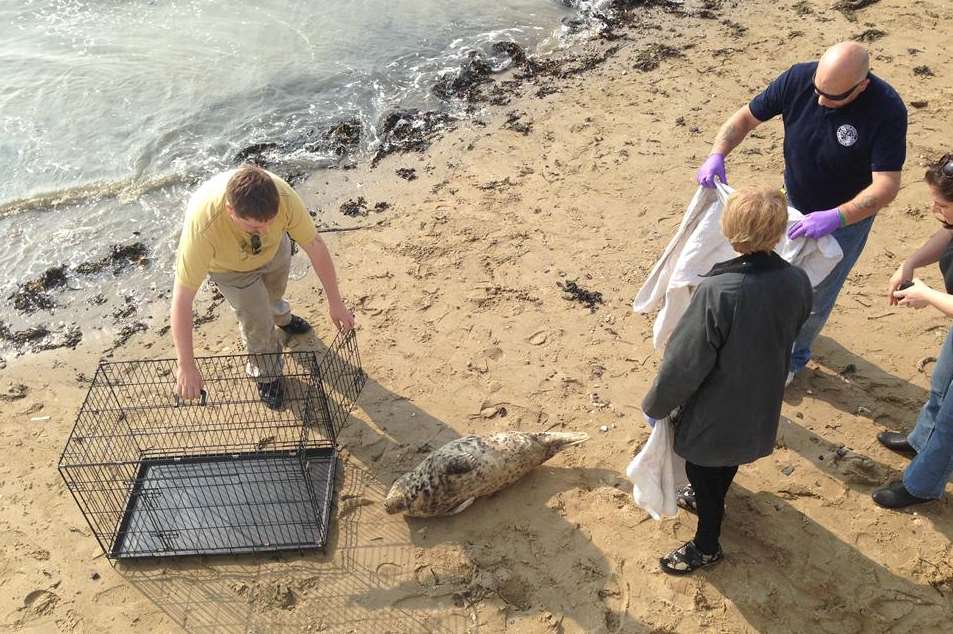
[633,182,843,351]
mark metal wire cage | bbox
[58,329,365,559]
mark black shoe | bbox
[257,379,284,410]
[877,431,917,457]
[659,541,723,576]
[872,480,932,509]
[278,315,312,335]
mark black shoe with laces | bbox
[278,315,312,335]
[257,379,284,410]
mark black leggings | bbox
[685,461,738,555]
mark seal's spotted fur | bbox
[383,431,589,517]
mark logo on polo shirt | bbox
[836,124,859,147]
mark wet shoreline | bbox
[2,0,702,360]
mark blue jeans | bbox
[904,326,953,499]
[791,216,876,373]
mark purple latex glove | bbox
[696,153,726,188]
[787,208,843,240]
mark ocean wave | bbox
[0,172,197,218]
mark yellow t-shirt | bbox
[175,169,317,290]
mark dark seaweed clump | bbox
[557,280,604,312]
[432,51,494,101]
[340,197,368,217]
[74,242,149,275]
[10,242,149,316]
[9,266,68,312]
[371,111,456,166]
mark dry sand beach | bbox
[3,0,953,631]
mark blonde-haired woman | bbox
[643,188,813,574]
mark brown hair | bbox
[226,165,280,221]
[925,154,953,202]
[721,188,788,254]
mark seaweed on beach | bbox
[233,142,279,166]
[792,0,813,15]
[503,111,533,135]
[563,0,679,39]
[111,321,148,349]
[557,279,604,312]
[491,41,527,67]
[632,44,684,72]
[9,266,68,313]
[432,51,494,101]
[340,197,368,217]
[0,321,82,353]
[395,167,417,181]
[371,110,456,166]
[74,242,149,275]
[853,28,886,42]
[834,0,882,12]
[322,118,362,156]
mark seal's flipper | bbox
[443,454,478,475]
[448,498,475,515]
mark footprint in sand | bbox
[20,589,59,620]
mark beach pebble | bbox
[599,425,609,433]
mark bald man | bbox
[696,42,907,383]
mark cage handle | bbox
[174,389,208,407]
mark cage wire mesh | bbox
[58,329,365,559]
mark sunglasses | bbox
[812,72,869,101]
[250,234,261,255]
[940,155,953,178]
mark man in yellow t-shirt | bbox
[172,164,355,409]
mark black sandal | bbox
[676,484,697,514]
[660,541,723,576]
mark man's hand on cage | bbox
[176,363,205,399]
[329,299,355,332]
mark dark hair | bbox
[226,165,280,220]
[925,154,953,202]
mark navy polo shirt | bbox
[748,61,907,214]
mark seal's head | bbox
[383,478,411,514]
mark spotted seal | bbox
[383,431,589,517]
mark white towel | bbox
[633,183,843,351]
[625,418,687,520]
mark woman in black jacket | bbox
[643,188,813,575]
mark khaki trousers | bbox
[209,234,292,381]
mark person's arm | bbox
[299,235,355,331]
[711,106,763,157]
[894,278,953,318]
[789,171,902,240]
[170,282,204,399]
[888,228,953,305]
[839,171,902,224]
[697,106,764,187]
[642,285,725,419]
